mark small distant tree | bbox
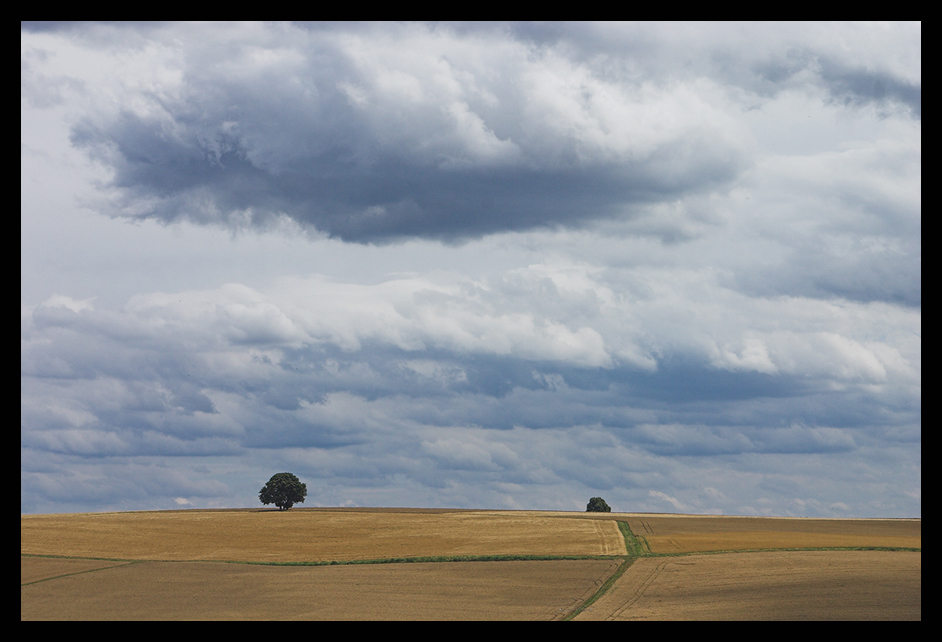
[259,472,307,510]
[586,497,611,513]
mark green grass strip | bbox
[23,552,618,566]
[555,520,649,621]
[616,520,649,557]
[232,554,618,567]
[560,556,636,621]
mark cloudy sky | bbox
[21,22,920,517]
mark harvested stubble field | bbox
[573,551,921,621]
[21,508,921,620]
[20,508,625,562]
[618,514,921,554]
[21,557,620,621]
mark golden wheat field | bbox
[620,513,922,553]
[20,508,625,562]
[573,551,921,621]
[21,508,921,620]
[21,557,621,621]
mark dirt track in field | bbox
[573,550,921,621]
[21,557,135,585]
[20,508,625,562]
[21,557,620,621]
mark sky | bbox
[21,22,920,517]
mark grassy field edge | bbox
[22,551,620,567]
[556,519,648,620]
[560,556,635,621]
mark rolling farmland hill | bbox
[22,508,920,620]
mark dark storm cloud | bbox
[44,22,919,245]
[71,112,733,243]
[58,22,755,243]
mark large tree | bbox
[259,472,307,510]
[586,497,611,513]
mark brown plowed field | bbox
[573,551,921,621]
[21,558,620,620]
[20,508,625,562]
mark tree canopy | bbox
[259,472,307,510]
[586,497,611,513]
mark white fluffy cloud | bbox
[21,22,920,517]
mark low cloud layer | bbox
[22,265,920,515]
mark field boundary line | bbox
[637,545,921,558]
[560,556,636,621]
[23,553,140,562]
[558,520,650,621]
[21,559,141,587]
[24,543,915,567]
[24,552,625,566]
[557,522,919,621]
[230,554,622,566]
[616,520,650,556]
